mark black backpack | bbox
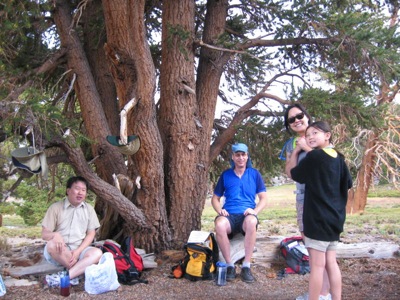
[280,236,310,275]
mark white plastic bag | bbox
[0,274,6,296]
[84,252,120,294]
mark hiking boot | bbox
[240,267,255,283]
[226,266,236,281]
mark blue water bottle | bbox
[60,268,70,297]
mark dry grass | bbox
[0,236,11,252]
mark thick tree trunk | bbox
[54,1,168,252]
[158,0,201,246]
[102,0,171,252]
[81,0,122,224]
[82,0,120,136]
[53,0,126,183]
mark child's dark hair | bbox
[66,176,89,195]
[284,103,312,134]
[307,121,332,142]
[307,121,345,158]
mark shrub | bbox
[15,196,49,226]
[0,202,17,215]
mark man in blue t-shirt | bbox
[211,143,268,283]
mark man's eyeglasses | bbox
[288,112,305,124]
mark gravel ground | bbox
[2,197,399,299]
[2,252,400,299]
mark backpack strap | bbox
[209,233,219,264]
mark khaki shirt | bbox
[42,198,100,250]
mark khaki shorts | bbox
[304,236,338,252]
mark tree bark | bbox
[102,0,171,251]
[54,137,148,230]
[82,0,120,136]
[347,132,378,214]
[53,1,166,251]
[157,0,201,246]
[53,0,126,183]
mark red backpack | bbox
[280,236,310,275]
[100,237,148,285]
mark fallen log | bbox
[218,234,400,267]
[4,259,64,278]
[5,248,157,279]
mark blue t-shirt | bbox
[214,168,267,214]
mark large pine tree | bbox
[0,0,399,251]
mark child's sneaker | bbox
[295,293,332,300]
[319,294,332,300]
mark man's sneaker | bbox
[240,267,255,283]
[296,293,332,300]
[226,266,236,281]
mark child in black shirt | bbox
[289,121,353,300]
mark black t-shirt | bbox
[290,149,353,241]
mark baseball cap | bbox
[232,143,248,153]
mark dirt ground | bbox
[1,237,399,299]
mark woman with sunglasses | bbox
[280,104,331,300]
[281,103,313,233]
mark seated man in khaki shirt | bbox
[41,176,102,280]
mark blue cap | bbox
[232,143,248,153]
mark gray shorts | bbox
[43,244,95,266]
[304,236,338,252]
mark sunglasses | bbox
[288,112,305,124]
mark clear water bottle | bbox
[60,268,70,297]
[215,261,227,286]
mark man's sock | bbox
[242,261,250,268]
